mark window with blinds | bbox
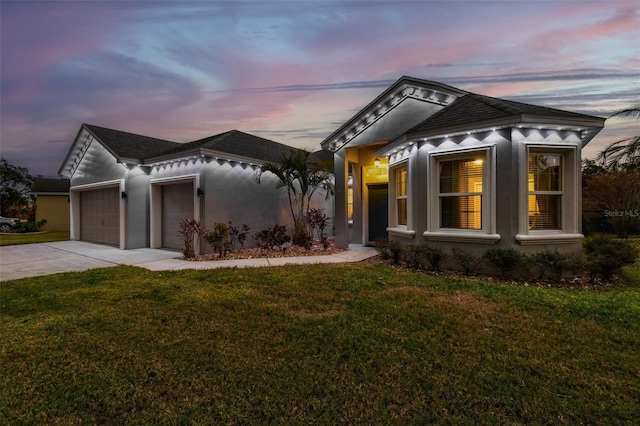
[528,154,562,230]
[439,158,483,229]
[396,167,408,225]
[347,187,353,220]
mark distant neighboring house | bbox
[58,124,332,251]
[321,76,605,254]
[31,178,70,232]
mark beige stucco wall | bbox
[35,195,70,232]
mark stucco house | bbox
[58,124,332,251]
[321,76,605,254]
[31,178,70,232]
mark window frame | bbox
[527,153,563,231]
[387,160,415,237]
[394,165,408,226]
[424,146,500,243]
[516,144,582,245]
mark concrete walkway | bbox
[0,241,377,281]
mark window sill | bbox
[516,233,584,245]
[423,231,500,244]
[387,227,415,237]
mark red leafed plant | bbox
[178,219,206,258]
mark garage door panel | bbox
[80,187,119,246]
[162,183,194,250]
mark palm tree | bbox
[256,149,334,229]
[597,107,640,170]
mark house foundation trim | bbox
[515,233,584,245]
[423,231,501,244]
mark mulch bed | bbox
[363,255,624,290]
[185,240,626,290]
[183,238,343,261]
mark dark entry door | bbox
[368,184,388,243]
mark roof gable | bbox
[84,124,180,161]
[320,76,467,151]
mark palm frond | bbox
[609,107,640,120]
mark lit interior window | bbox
[528,154,562,230]
[439,158,483,229]
[396,167,407,225]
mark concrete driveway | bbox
[1,241,378,281]
[0,241,180,281]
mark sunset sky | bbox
[1,0,638,176]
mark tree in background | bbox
[597,107,640,171]
[583,107,640,237]
[0,158,34,218]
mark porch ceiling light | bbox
[374,158,381,168]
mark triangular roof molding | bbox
[320,76,467,152]
[58,124,179,177]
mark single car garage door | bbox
[162,183,194,250]
[80,187,120,246]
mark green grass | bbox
[0,231,69,246]
[621,238,640,285]
[1,264,639,424]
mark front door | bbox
[368,183,388,244]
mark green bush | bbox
[484,248,524,278]
[204,222,230,257]
[375,238,402,264]
[531,250,569,280]
[451,246,484,275]
[583,234,639,281]
[424,245,446,271]
[403,243,428,269]
[15,219,46,233]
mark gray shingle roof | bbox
[32,178,70,193]
[153,130,297,164]
[84,124,180,161]
[407,93,600,136]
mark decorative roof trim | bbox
[320,76,466,152]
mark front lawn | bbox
[1,264,639,424]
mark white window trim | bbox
[516,144,582,245]
[387,160,416,236]
[424,146,500,244]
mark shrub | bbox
[583,234,639,281]
[204,222,230,258]
[375,238,402,264]
[450,246,484,275]
[404,243,428,269]
[15,219,47,233]
[178,219,206,259]
[483,248,524,278]
[228,222,250,251]
[423,245,446,271]
[308,208,330,240]
[531,250,569,280]
[253,225,291,252]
